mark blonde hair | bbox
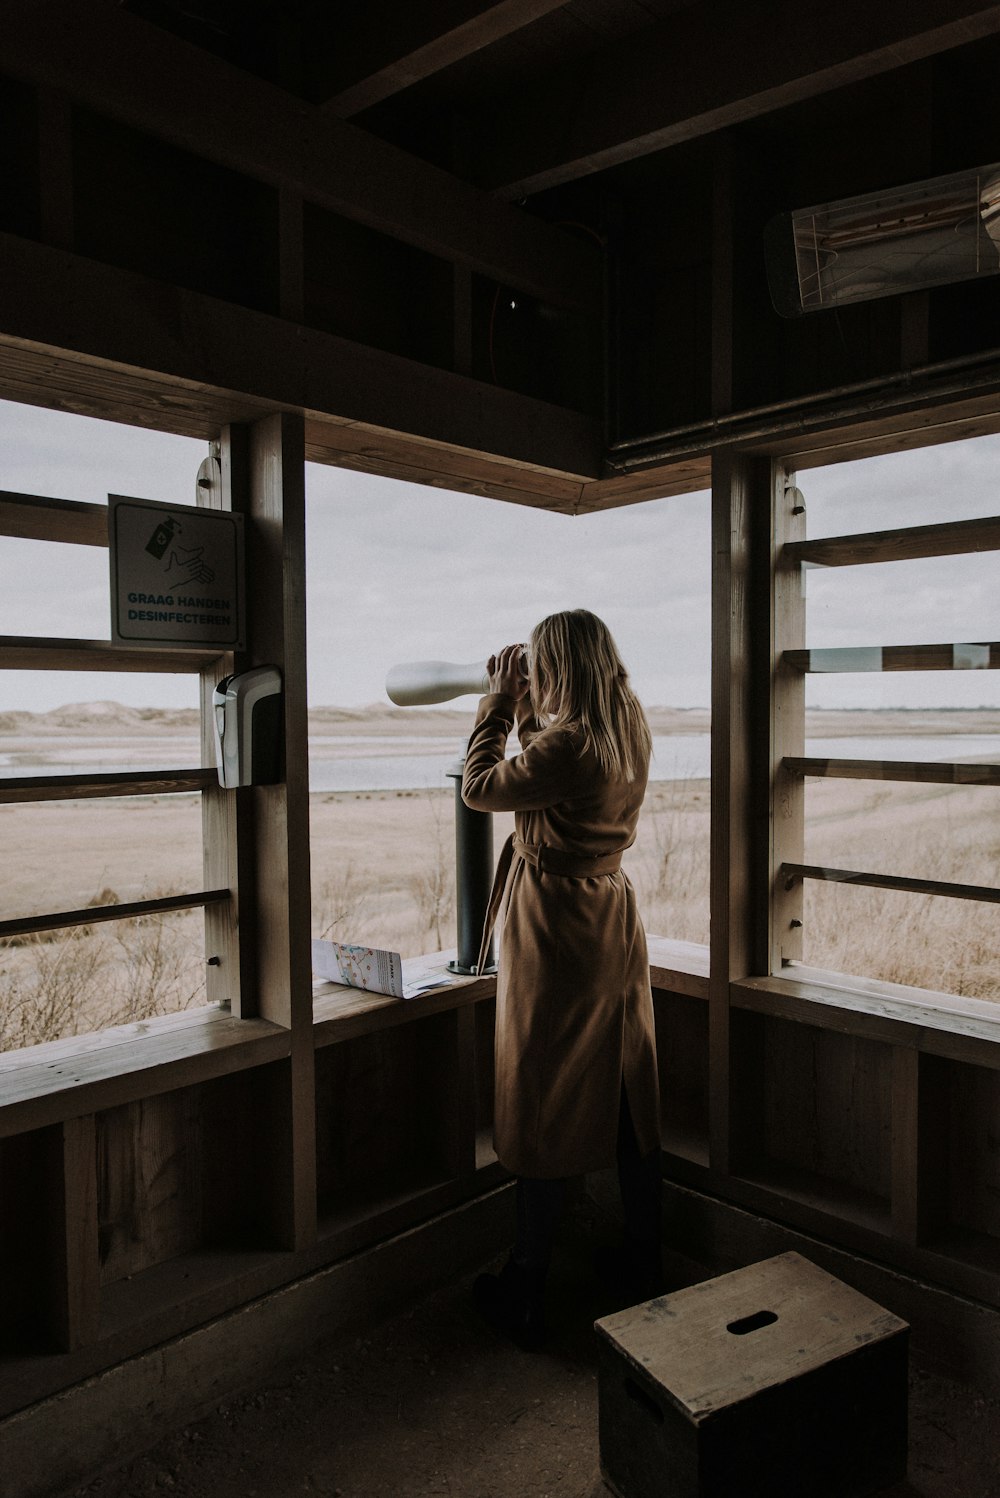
[528,610,652,782]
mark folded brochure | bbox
[311,938,455,1000]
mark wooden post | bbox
[244,412,316,1250]
[893,1048,948,1245]
[45,1116,99,1351]
[770,465,806,969]
[709,452,771,1173]
[200,434,254,1015]
[204,414,316,1249]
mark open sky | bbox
[0,397,997,712]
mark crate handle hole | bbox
[727,1309,778,1335]
[624,1376,664,1424]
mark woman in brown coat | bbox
[462,609,661,1347]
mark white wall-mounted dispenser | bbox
[212,666,283,787]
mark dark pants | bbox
[512,1085,661,1281]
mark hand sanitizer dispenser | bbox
[213,667,283,787]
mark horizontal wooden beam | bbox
[0,1006,291,1143]
[786,515,1000,568]
[785,642,1000,673]
[0,234,601,483]
[782,862,1000,904]
[787,757,1000,785]
[0,769,216,804]
[0,636,220,673]
[324,0,568,117]
[575,458,713,513]
[303,420,586,511]
[0,889,230,941]
[481,0,1000,195]
[0,491,108,547]
[4,0,599,311]
[734,971,1000,1061]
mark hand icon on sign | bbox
[164,544,216,588]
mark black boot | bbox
[473,1256,546,1351]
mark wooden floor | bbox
[54,1203,1000,1498]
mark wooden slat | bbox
[782,862,1000,904]
[0,768,216,805]
[200,439,248,1016]
[324,0,569,117]
[891,1047,921,1245]
[772,467,806,968]
[785,642,1000,673]
[3,0,600,311]
[0,636,221,673]
[708,453,773,1174]
[54,1115,100,1351]
[0,889,230,941]
[786,514,1000,568]
[480,0,1000,195]
[787,757,1000,786]
[0,234,602,484]
[0,491,108,546]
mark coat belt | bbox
[476,833,623,976]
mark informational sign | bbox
[109,494,245,650]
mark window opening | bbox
[0,400,222,1052]
[305,466,711,963]
[777,432,1000,1001]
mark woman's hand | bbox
[487,643,529,700]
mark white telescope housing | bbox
[386,660,490,706]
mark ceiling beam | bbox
[324,0,569,117]
[481,0,1000,196]
[2,0,599,310]
[0,232,601,483]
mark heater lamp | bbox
[765,162,1000,317]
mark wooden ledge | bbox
[312,949,495,1046]
[648,936,709,999]
[0,1005,290,1139]
[312,938,712,1044]
[0,941,711,1134]
[733,968,1000,1069]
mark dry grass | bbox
[0,906,206,1052]
[801,777,1000,999]
[2,769,996,1056]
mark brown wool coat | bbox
[462,692,660,1179]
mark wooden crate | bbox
[595,1252,908,1498]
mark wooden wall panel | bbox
[314,1015,461,1209]
[0,1128,57,1351]
[759,1020,892,1203]
[654,989,709,1161]
[944,1060,1000,1241]
[97,1091,203,1286]
[474,997,497,1169]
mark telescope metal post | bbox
[445,756,495,975]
